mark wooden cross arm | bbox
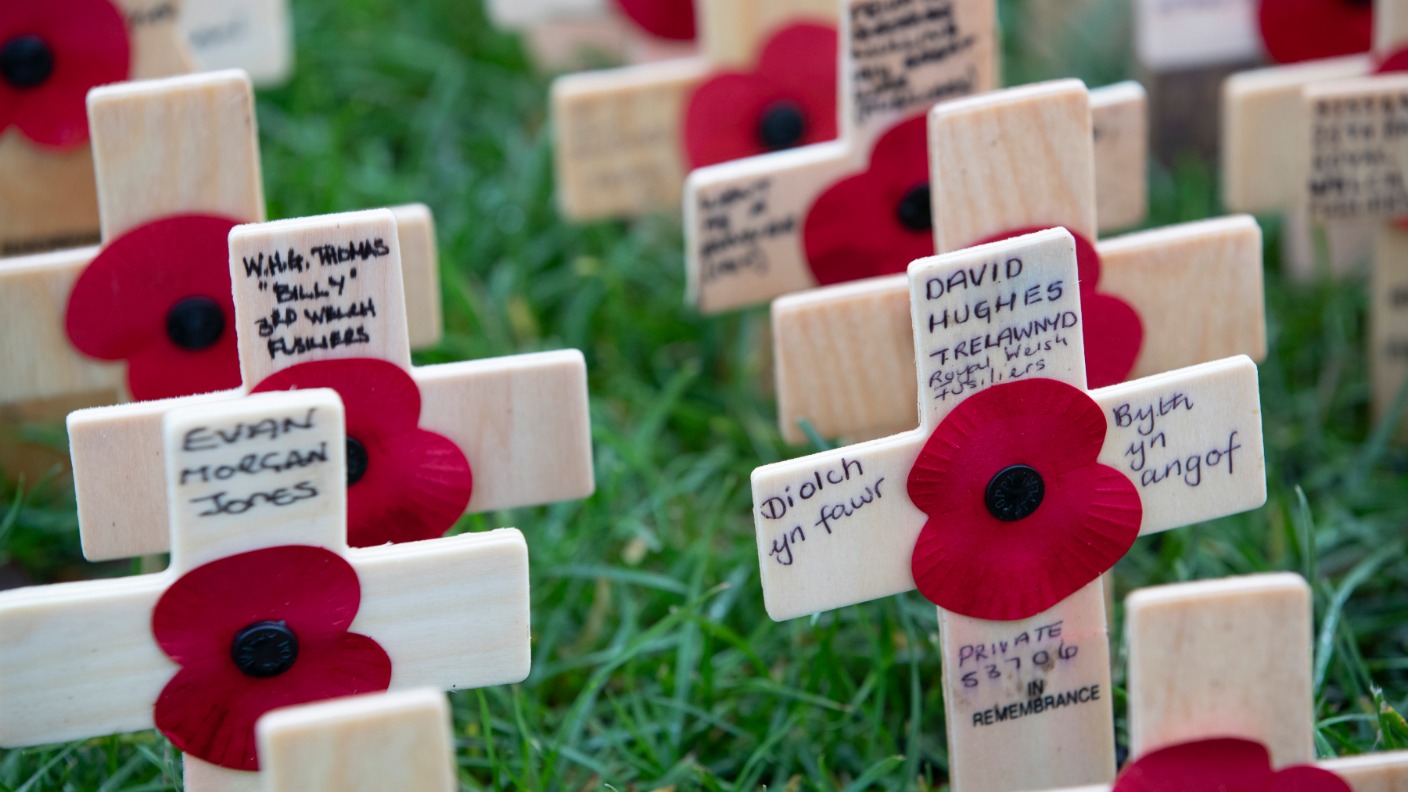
[352,529,532,690]
[773,216,1267,443]
[1222,54,1372,213]
[552,58,712,221]
[753,356,1265,622]
[256,689,456,792]
[0,576,171,746]
[0,246,120,406]
[70,350,593,561]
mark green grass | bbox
[2,0,1407,788]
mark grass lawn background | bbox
[2,0,1406,788]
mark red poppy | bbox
[972,227,1144,390]
[0,0,130,149]
[1258,0,1373,64]
[908,378,1143,621]
[65,215,244,402]
[801,114,931,286]
[152,545,393,771]
[684,23,839,168]
[1114,738,1351,792]
[251,358,473,547]
[613,0,697,41]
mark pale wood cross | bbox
[769,80,1265,443]
[0,70,443,477]
[1298,69,1408,437]
[551,0,837,221]
[1133,0,1262,73]
[257,689,457,792]
[487,0,696,69]
[1222,0,1403,279]
[0,0,193,257]
[0,388,531,790]
[1044,573,1408,791]
[683,29,1152,314]
[68,207,594,560]
[181,0,294,87]
[750,227,1266,792]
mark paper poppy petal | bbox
[1258,0,1373,65]
[613,0,696,41]
[684,24,839,168]
[1264,766,1353,792]
[907,378,1110,515]
[153,546,363,656]
[1378,49,1408,74]
[348,429,473,547]
[1082,291,1144,389]
[251,359,474,547]
[803,114,933,285]
[0,0,131,149]
[154,632,391,771]
[1114,738,1275,792]
[65,215,242,400]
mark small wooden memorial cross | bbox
[487,0,696,69]
[551,0,837,221]
[68,208,594,560]
[1044,573,1408,791]
[1296,70,1408,437]
[181,0,295,87]
[1222,0,1401,279]
[684,66,1150,312]
[0,0,192,257]
[0,388,531,790]
[768,79,1265,442]
[0,71,444,475]
[750,228,1267,792]
[256,689,457,792]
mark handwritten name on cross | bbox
[750,228,1266,792]
[68,208,594,560]
[0,0,191,257]
[769,79,1265,442]
[1044,574,1408,791]
[0,389,531,790]
[0,71,444,476]
[551,0,836,221]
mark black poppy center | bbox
[2,35,54,90]
[985,465,1045,522]
[757,100,808,151]
[346,436,369,486]
[895,184,933,232]
[165,296,225,351]
[231,620,299,678]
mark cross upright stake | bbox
[1221,0,1401,279]
[0,0,192,257]
[0,70,445,478]
[68,207,594,560]
[180,0,295,87]
[1042,573,1408,791]
[550,0,838,221]
[750,227,1266,792]
[0,388,531,790]
[768,79,1265,443]
[256,689,457,792]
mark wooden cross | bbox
[181,0,294,87]
[0,388,531,789]
[751,227,1266,791]
[1298,70,1408,437]
[0,70,443,477]
[1222,0,1402,279]
[68,207,594,560]
[683,32,1155,314]
[551,0,837,221]
[0,0,192,257]
[1043,573,1408,791]
[486,0,695,69]
[768,79,1265,443]
[1133,0,1262,73]
[257,689,456,792]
